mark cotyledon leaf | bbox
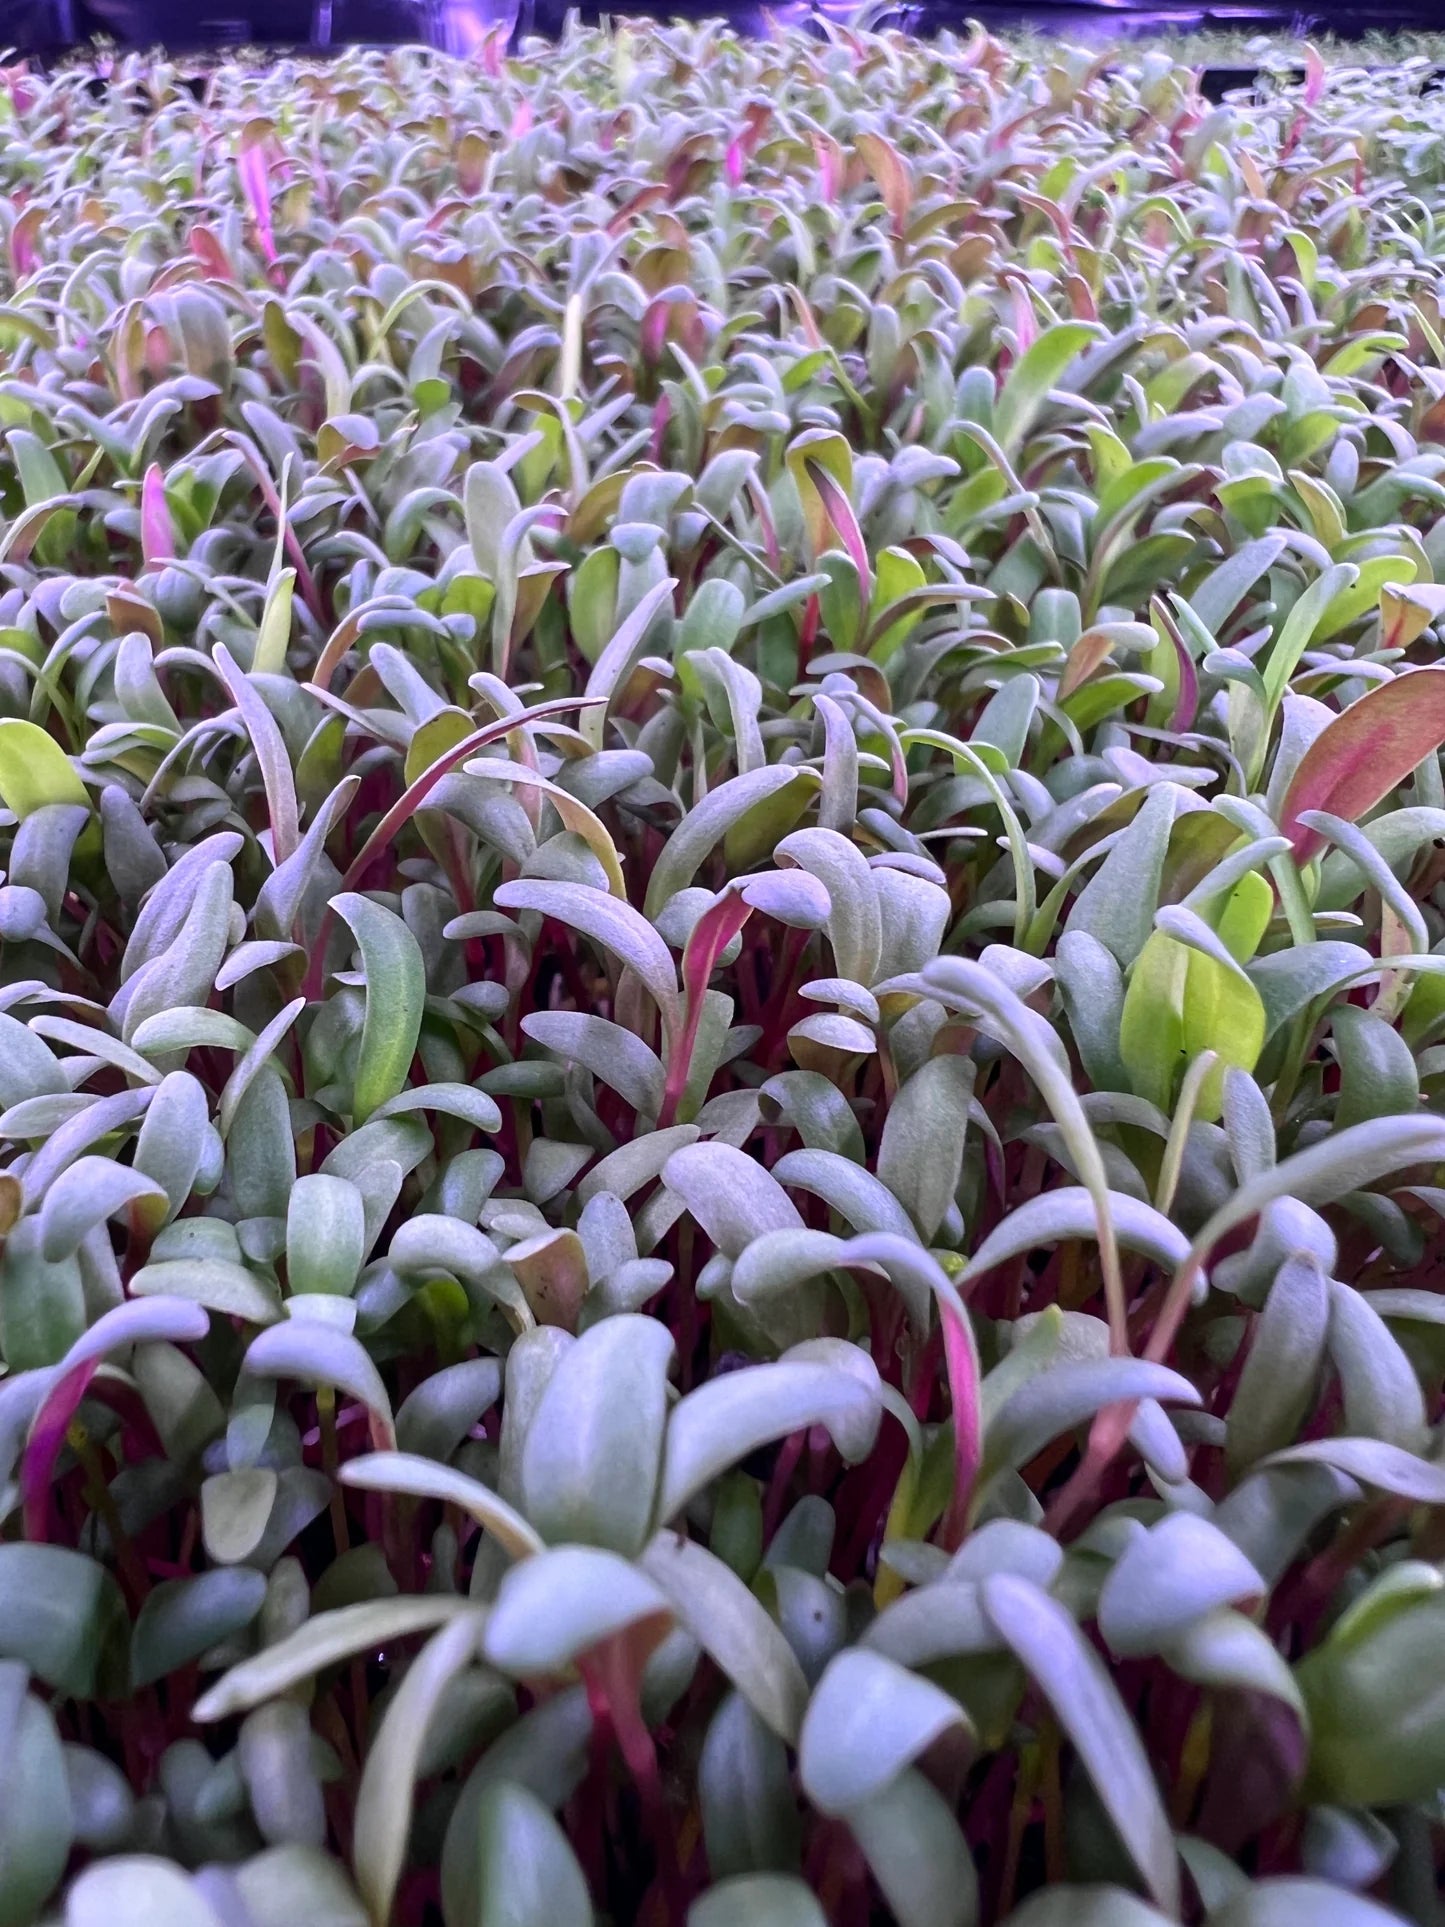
[330,892,426,1125]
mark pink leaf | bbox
[1280,667,1445,865]
[22,1299,209,1541]
[725,137,745,187]
[808,460,872,609]
[659,886,756,1127]
[641,296,672,364]
[509,101,533,140]
[940,1302,982,1536]
[1304,44,1326,106]
[3,65,37,116]
[811,133,841,204]
[1151,597,1199,733]
[1008,275,1039,354]
[650,392,671,465]
[140,463,176,567]
[22,1362,98,1541]
[238,139,276,266]
[1169,625,1199,733]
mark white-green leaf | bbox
[339,1452,543,1560]
[982,1574,1179,1916]
[484,1546,671,1675]
[799,1648,971,1816]
[520,1314,673,1557]
[640,1531,809,1743]
[193,1598,479,1722]
[1097,1514,1266,1658]
[354,1614,484,1926]
[659,1345,882,1524]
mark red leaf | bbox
[189,223,235,282]
[855,130,911,234]
[1280,667,1445,865]
[8,205,41,279]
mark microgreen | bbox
[2,23,1445,1927]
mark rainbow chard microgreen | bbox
[2,24,1445,1927]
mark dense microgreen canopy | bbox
[3,20,1445,1926]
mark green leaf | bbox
[1259,562,1357,722]
[130,1257,282,1324]
[876,1054,974,1242]
[331,892,426,1124]
[340,1452,543,1561]
[286,1175,366,1298]
[1165,1609,1305,1718]
[370,1084,504,1134]
[0,1665,72,1927]
[644,767,820,917]
[441,1779,592,1927]
[687,1876,825,1927]
[662,1142,804,1255]
[994,322,1098,454]
[659,1344,883,1524]
[1065,784,1176,969]
[0,1545,127,1696]
[241,1321,395,1448]
[132,1569,267,1689]
[846,1768,979,1927]
[394,1358,503,1463]
[960,1188,1188,1283]
[1185,1116,1445,1279]
[1226,1254,1330,1475]
[982,1357,1199,1490]
[201,1468,280,1565]
[1208,1880,1415,1926]
[1326,1278,1426,1451]
[37,1156,168,1260]
[922,959,1126,1348]
[0,719,88,819]
[581,578,676,751]
[232,1846,368,1927]
[641,1533,810,1743]
[699,1692,802,1880]
[495,879,680,1049]
[1120,926,1265,1119]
